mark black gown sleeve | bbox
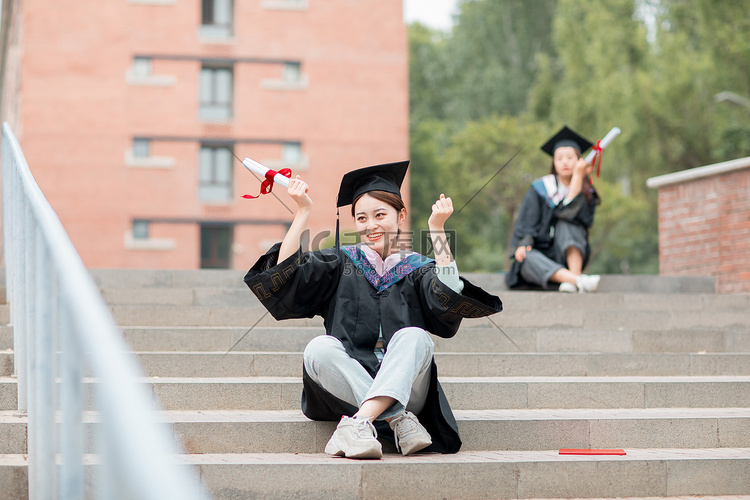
[555,190,598,228]
[509,187,543,254]
[243,243,342,320]
[416,265,503,339]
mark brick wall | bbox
[648,158,750,293]
[0,0,408,270]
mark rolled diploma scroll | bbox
[584,127,621,164]
[241,158,291,189]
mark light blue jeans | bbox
[303,327,434,421]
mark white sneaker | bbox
[576,274,601,293]
[558,282,577,293]
[324,416,382,459]
[389,411,432,456]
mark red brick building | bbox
[0,0,409,269]
[647,157,750,293]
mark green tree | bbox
[444,0,558,122]
[408,23,452,127]
[586,178,659,274]
[408,0,749,274]
[654,0,750,161]
[409,118,454,255]
[440,115,547,271]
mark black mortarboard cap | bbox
[540,126,593,157]
[336,161,409,208]
[334,160,409,250]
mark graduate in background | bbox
[244,161,502,459]
[505,126,602,293]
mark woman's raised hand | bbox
[428,193,453,229]
[287,175,312,210]
[573,157,593,178]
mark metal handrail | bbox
[1,122,208,499]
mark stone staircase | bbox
[1,269,750,499]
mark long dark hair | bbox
[549,158,599,205]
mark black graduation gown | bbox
[505,177,598,289]
[244,243,503,454]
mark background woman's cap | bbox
[336,160,409,208]
[541,126,593,156]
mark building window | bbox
[132,220,150,239]
[199,145,233,201]
[201,0,233,38]
[132,138,151,158]
[131,57,152,78]
[260,142,308,172]
[200,65,233,121]
[128,0,176,4]
[200,224,233,268]
[126,138,176,169]
[124,220,175,250]
[260,0,308,11]
[282,142,302,164]
[260,61,308,91]
[127,56,176,87]
[283,62,301,83]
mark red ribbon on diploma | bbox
[242,168,292,199]
[589,139,603,180]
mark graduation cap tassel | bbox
[335,206,340,251]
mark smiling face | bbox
[353,193,407,259]
[552,146,580,183]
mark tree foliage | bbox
[408,0,749,273]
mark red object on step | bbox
[559,449,626,455]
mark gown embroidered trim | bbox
[532,174,570,208]
[340,245,433,293]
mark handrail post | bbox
[59,302,84,500]
[35,233,57,499]
[24,202,38,500]
[2,130,13,312]
[10,160,27,412]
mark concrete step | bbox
[99,286,748,312]
[1,448,747,499]
[89,268,717,294]
[0,455,28,500]
[121,326,320,353]
[165,407,750,454]
[0,326,12,350]
[161,448,750,499]
[107,303,750,329]
[90,268,247,289]
[0,379,16,410]
[141,376,750,411]
[119,326,750,354]
[0,353,12,376]
[0,412,25,454]
[5,376,749,412]
[4,408,749,455]
[131,351,750,378]
[528,498,750,500]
